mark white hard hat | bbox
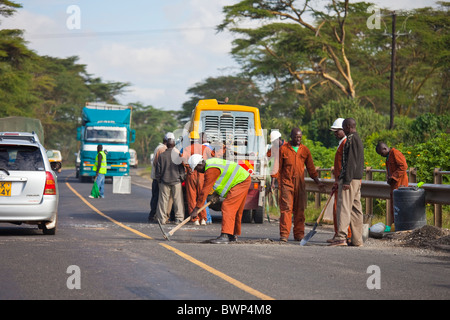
[270,130,282,142]
[330,118,345,131]
[165,132,175,140]
[188,154,204,171]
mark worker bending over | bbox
[188,155,251,244]
[376,142,409,227]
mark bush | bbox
[401,133,450,183]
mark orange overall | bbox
[386,148,409,223]
[275,142,319,240]
[182,143,214,222]
[197,168,251,236]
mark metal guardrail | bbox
[305,178,450,227]
[305,178,450,205]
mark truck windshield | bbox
[85,126,127,143]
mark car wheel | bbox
[42,224,56,235]
[241,209,252,223]
[253,206,264,224]
[41,217,57,235]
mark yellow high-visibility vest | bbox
[205,158,249,197]
[93,151,107,174]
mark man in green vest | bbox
[188,154,251,244]
[91,144,107,199]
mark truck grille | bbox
[204,115,249,145]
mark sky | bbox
[1,0,439,111]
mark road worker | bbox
[376,142,409,227]
[188,154,251,244]
[271,128,326,242]
[328,118,352,243]
[90,144,107,199]
[330,118,364,247]
[181,132,215,225]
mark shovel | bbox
[300,191,334,246]
[158,201,212,241]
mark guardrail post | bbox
[434,168,442,227]
[365,167,373,223]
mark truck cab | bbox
[186,99,267,223]
[77,103,135,181]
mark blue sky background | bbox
[2,0,438,111]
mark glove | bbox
[207,192,220,204]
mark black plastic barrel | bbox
[393,187,426,231]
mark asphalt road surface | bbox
[0,169,448,303]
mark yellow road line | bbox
[160,242,275,300]
[65,181,153,240]
[66,180,275,300]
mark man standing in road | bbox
[148,134,169,222]
[155,136,185,225]
[272,128,326,242]
[328,118,352,243]
[376,142,409,227]
[91,144,107,199]
[188,155,251,244]
[330,118,364,247]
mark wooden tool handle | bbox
[167,201,212,236]
[315,191,334,224]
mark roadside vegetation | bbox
[1,1,448,225]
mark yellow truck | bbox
[186,99,267,223]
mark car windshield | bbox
[85,126,127,143]
[0,146,45,171]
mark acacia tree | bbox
[131,103,180,164]
[219,0,357,109]
[180,75,263,119]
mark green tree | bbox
[180,75,263,120]
[219,0,358,106]
[0,0,21,19]
[353,4,450,117]
[131,103,180,164]
[0,29,39,117]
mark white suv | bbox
[0,132,58,235]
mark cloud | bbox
[82,43,177,80]
[121,86,166,103]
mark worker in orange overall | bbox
[376,142,409,227]
[272,128,326,242]
[181,132,215,225]
[188,155,251,244]
[328,118,352,242]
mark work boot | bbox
[210,233,229,244]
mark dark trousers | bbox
[149,179,159,219]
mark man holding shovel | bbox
[188,155,251,244]
[329,118,364,247]
[328,118,352,243]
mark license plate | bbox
[0,181,11,196]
